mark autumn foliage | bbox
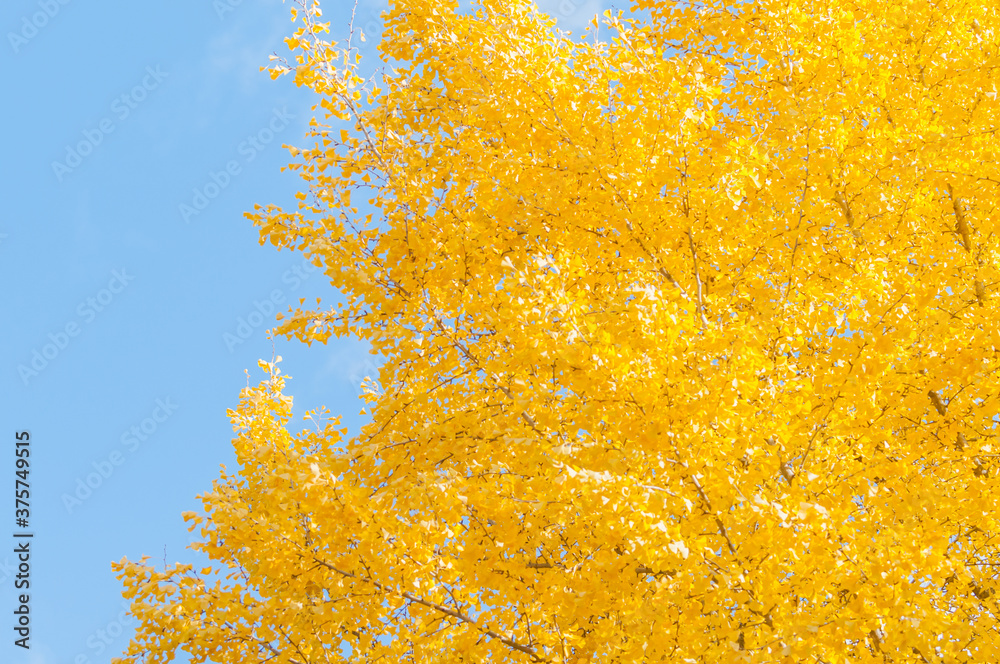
[114,0,1000,661]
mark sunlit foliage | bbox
[115,0,1000,661]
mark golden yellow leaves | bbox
[110,0,1000,662]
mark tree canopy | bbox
[115,0,1000,661]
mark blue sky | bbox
[0,0,606,662]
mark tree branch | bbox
[313,557,547,661]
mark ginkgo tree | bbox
[114,0,1000,661]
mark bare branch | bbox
[947,183,973,252]
[685,471,738,555]
[928,390,948,417]
[687,229,709,329]
[314,558,547,661]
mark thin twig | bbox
[687,229,709,328]
[314,558,547,661]
[685,470,738,555]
